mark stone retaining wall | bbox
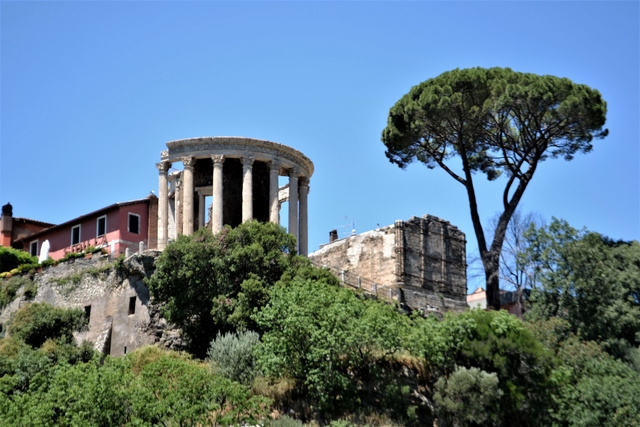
[0,252,183,356]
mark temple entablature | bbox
[160,136,313,178]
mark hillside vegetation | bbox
[1,221,639,426]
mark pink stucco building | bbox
[2,196,158,260]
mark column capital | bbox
[211,154,225,165]
[288,167,301,178]
[241,156,255,168]
[299,177,310,187]
[268,158,282,171]
[156,161,171,173]
[182,156,197,169]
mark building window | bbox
[71,225,81,245]
[128,213,140,234]
[128,296,136,315]
[96,215,107,237]
[29,240,38,257]
[84,305,91,322]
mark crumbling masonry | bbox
[309,215,468,313]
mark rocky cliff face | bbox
[0,252,184,356]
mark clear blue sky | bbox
[2,2,638,291]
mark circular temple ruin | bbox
[156,136,314,255]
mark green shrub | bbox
[0,247,37,274]
[328,421,357,427]
[208,330,261,385]
[129,352,272,426]
[40,258,56,267]
[267,415,304,427]
[147,221,298,357]
[433,366,503,427]
[255,277,409,414]
[17,262,39,274]
[0,276,33,307]
[448,310,554,426]
[62,251,84,261]
[8,303,88,348]
[22,280,37,300]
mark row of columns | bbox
[156,155,310,255]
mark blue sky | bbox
[1,2,638,291]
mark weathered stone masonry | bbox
[309,215,468,313]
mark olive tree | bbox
[382,67,608,309]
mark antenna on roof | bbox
[335,216,356,238]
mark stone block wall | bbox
[309,214,468,313]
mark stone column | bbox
[156,161,171,249]
[174,173,182,236]
[198,192,205,230]
[268,160,280,224]
[182,157,196,235]
[288,169,299,251]
[299,178,309,256]
[211,155,225,233]
[242,156,254,223]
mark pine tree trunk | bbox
[483,251,501,310]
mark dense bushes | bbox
[147,221,298,357]
[0,276,33,307]
[8,303,88,348]
[0,305,271,427]
[2,221,637,426]
[448,310,555,426]
[129,349,271,426]
[527,318,640,427]
[523,219,640,363]
[255,277,409,414]
[0,247,37,274]
[433,366,503,427]
[0,347,271,427]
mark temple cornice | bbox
[162,136,314,178]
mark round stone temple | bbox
[155,136,313,255]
